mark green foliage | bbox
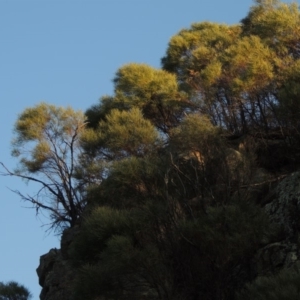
[71,204,172,299]
[95,155,166,208]
[8,102,87,230]
[71,2,300,299]
[86,63,190,133]
[13,103,86,171]
[179,200,271,264]
[160,1,300,135]
[114,63,178,101]
[170,113,222,155]
[79,108,161,189]
[223,35,275,94]
[171,200,273,300]
[242,1,300,57]
[162,22,241,80]
[71,190,273,299]
[84,109,157,154]
[70,206,135,265]
[86,108,160,158]
[0,281,32,300]
[237,268,300,300]
[277,59,300,123]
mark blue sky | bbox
[0,0,278,298]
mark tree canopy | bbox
[0,281,32,300]
[4,103,87,230]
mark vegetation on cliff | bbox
[5,0,300,299]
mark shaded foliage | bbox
[237,267,300,300]
[0,281,32,300]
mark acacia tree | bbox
[2,103,87,231]
[0,281,32,300]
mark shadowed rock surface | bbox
[37,227,78,300]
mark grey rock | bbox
[37,227,78,300]
[36,248,60,287]
[250,172,300,279]
[265,172,300,240]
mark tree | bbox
[81,107,160,160]
[2,103,87,231]
[85,63,191,134]
[0,281,32,300]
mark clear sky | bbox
[0,0,281,299]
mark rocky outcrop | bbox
[251,172,300,278]
[37,249,74,300]
[37,226,79,300]
[265,172,300,241]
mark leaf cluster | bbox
[0,281,32,300]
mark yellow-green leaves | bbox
[86,63,188,133]
[199,60,223,88]
[14,103,51,141]
[243,1,300,57]
[224,35,275,94]
[9,102,88,229]
[162,22,241,86]
[14,102,86,144]
[114,64,186,130]
[21,141,51,172]
[12,103,86,173]
[170,114,223,162]
[82,108,159,159]
[114,63,178,101]
[99,108,159,157]
[161,8,296,133]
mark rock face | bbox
[37,227,78,300]
[265,172,300,241]
[252,172,300,277]
[37,249,74,300]
[36,172,300,300]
